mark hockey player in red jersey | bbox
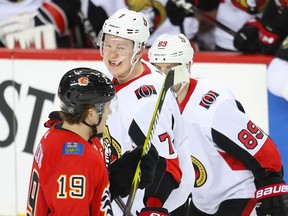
[26,68,115,215]
[97,8,190,215]
[149,33,288,215]
[28,67,160,216]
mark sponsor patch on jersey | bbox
[199,90,219,109]
[134,85,157,99]
[63,142,84,155]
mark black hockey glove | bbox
[165,0,195,26]
[255,176,288,216]
[233,18,261,53]
[44,111,62,128]
[139,145,159,189]
[137,207,169,216]
[109,145,159,200]
[51,0,81,28]
[275,35,288,61]
[257,24,281,55]
[234,18,281,54]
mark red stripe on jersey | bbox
[178,78,197,113]
[241,198,257,216]
[166,158,182,184]
[42,2,68,35]
[217,151,247,170]
[253,137,283,172]
[113,62,152,92]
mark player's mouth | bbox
[109,60,122,67]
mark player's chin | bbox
[107,65,123,76]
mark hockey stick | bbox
[115,197,133,216]
[77,11,98,48]
[172,0,236,36]
[123,65,190,216]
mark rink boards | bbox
[0,49,286,215]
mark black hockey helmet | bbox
[58,67,115,116]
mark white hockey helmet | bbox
[100,8,150,53]
[148,33,194,69]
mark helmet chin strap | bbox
[116,51,140,82]
[172,82,188,96]
[82,117,103,138]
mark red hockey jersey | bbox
[26,123,112,216]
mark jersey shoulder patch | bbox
[62,142,84,155]
[134,85,157,99]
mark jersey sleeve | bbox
[211,98,283,180]
[26,167,49,216]
[90,160,113,216]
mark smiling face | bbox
[102,34,135,79]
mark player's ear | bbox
[134,47,145,62]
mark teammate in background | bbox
[165,0,219,51]
[233,0,288,55]
[26,67,159,215]
[97,8,194,215]
[149,33,288,215]
[266,35,288,100]
[213,0,268,51]
[0,0,81,48]
[124,0,199,47]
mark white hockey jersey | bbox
[105,60,194,214]
[0,0,44,20]
[266,57,288,100]
[178,78,283,214]
[215,0,266,50]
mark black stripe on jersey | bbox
[236,100,245,113]
[212,129,285,188]
[128,119,146,147]
[129,119,179,204]
[171,114,175,130]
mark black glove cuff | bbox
[276,36,288,61]
[255,175,285,189]
[143,157,179,205]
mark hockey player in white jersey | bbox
[233,0,288,54]
[97,8,193,215]
[266,35,288,101]
[149,33,288,215]
[214,0,268,51]
[0,0,81,48]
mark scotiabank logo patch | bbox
[255,184,288,199]
[199,90,219,109]
[134,85,157,99]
